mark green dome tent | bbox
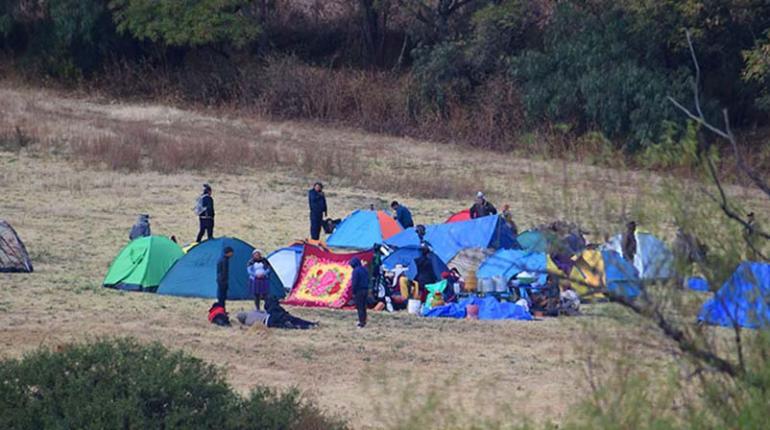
[103,236,183,292]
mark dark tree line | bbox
[1,0,769,152]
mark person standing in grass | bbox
[470,192,497,219]
[350,257,370,329]
[391,201,414,228]
[217,246,234,309]
[622,221,637,263]
[195,184,215,242]
[308,182,327,241]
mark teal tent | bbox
[103,236,183,292]
[157,237,254,299]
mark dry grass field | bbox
[1,85,768,428]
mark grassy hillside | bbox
[1,85,767,428]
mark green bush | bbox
[233,387,347,430]
[0,338,347,430]
[509,3,689,150]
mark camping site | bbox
[2,84,769,429]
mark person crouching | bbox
[350,257,370,329]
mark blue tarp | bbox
[327,210,400,249]
[424,296,532,320]
[477,249,547,286]
[687,276,709,292]
[382,246,448,280]
[698,262,770,329]
[385,215,517,263]
[158,237,254,299]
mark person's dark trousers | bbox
[309,212,323,240]
[354,290,368,327]
[217,282,228,308]
[254,294,266,311]
[197,217,214,242]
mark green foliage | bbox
[743,30,770,111]
[110,0,260,47]
[0,338,347,430]
[509,2,689,149]
[0,338,236,429]
[233,387,348,430]
[640,120,720,169]
[411,41,474,115]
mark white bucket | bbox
[407,299,422,315]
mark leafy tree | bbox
[510,2,689,149]
[743,30,770,111]
[1,0,120,78]
[109,0,260,48]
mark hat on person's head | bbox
[476,191,485,199]
[252,249,264,257]
[203,183,212,192]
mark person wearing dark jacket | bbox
[350,257,370,328]
[470,192,497,219]
[216,246,234,308]
[129,214,151,240]
[622,221,637,263]
[413,245,438,301]
[196,184,215,242]
[308,182,327,241]
[391,201,414,228]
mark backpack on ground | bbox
[322,218,341,234]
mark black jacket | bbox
[414,255,437,286]
[350,257,370,293]
[217,254,230,287]
[470,201,497,219]
[308,189,327,215]
[200,195,215,218]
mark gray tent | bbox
[0,220,33,273]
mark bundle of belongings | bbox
[208,303,230,327]
[236,298,318,330]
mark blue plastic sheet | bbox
[424,296,532,321]
[386,215,517,263]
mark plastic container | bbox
[493,275,507,292]
[407,299,422,315]
[466,304,480,320]
[479,278,494,293]
[464,271,477,292]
